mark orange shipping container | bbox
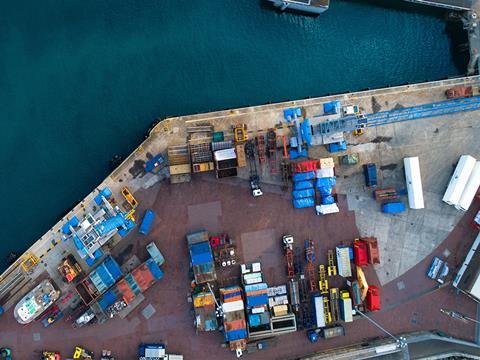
[116,278,136,304]
[224,319,246,331]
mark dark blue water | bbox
[0,0,466,265]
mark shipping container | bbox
[351,281,362,306]
[366,286,381,311]
[353,240,369,267]
[313,295,326,328]
[146,242,165,266]
[169,164,192,175]
[139,209,155,235]
[336,247,352,277]
[404,157,424,209]
[363,163,377,187]
[364,237,380,265]
[457,161,480,211]
[132,263,156,292]
[443,155,476,206]
[339,298,353,322]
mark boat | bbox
[14,279,61,324]
[266,0,329,15]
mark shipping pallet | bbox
[294,247,303,275]
[318,265,329,295]
[323,297,332,325]
[281,160,290,192]
[327,250,337,277]
[255,135,266,164]
[266,128,278,174]
[285,248,295,278]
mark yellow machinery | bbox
[327,250,337,276]
[340,289,350,300]
[125,209,136,222]
[322,297,332,324]
[121,187,138,208]
[357,267,369,301]
[329,288,340,322]
[353,128,365,136]
[233,124,248,143]
[73,346,93,359]
[318,265,329,295]
[20,253,39,273]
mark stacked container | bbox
[292,170,316,209]
[315,157,339,215]
[220,286,248,353]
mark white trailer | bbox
[336,247,352,278]
[313,295,326,328]
[404,157,424,209]
[443,155,476,206]
[456,161,480,211]
[339,297,353,323]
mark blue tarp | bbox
[98,290,117,310]
[290,148,308,160]
[318,186,333,197]
[95,263,116,288]
[323,101,340,115]
[103,256,123,281]
[293,197,315,209]
[139,209,155,235]
[382,202,406,213]
[292,189,315,199]
[301,118,312,147]
[322,195,335,205]
[327,141,347,153]
[95,214,125,236]
[293,181,313,191]
[283,107,302,122]
[246,294,268,308]
[146,258,164,280]
[85,249,103,267]
[62,216,79,235]
[316,177,336,188]
[292,171,315,182]
[94,187,112,205]
[249,314,261,327]
[190,242,213,265]
[225,329,248,342]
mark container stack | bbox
[220,286,248,354]
[291,161,318,209]
[315,157,339,215]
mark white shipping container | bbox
[404,157,424,209]
[443,155,476,206]
[336,247,352,277]
[339,298,353,323]
[456,161,480,211]
[313,296,326,328]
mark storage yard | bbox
[0,76,480,359]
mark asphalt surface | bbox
[0,177,478,359]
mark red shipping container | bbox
[354,240,369,267]
[291,160,320,173]
[366,286,381,311]
[224,319,247,331]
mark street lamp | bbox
[356,308,410,360]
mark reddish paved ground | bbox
[0,177,478,359]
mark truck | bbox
[382,202,406,213]
[342,105,359,116]
[445,86,473,99]
[138,344,183,360]
[250,175,263,197]
[427,256,444,280]
[363,163,377,187]
[139,209,155,235]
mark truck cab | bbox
[342,105,359,116]
[250,175,263,197]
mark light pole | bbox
[356,309,410,360]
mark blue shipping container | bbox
[293,181,314,191]
[246,294,269,307]
[316,177,336,188]
[98,290,117,310]
[146,258,164,280]
[139,209,155,235]
[293,197,315,209]
[292,189,315,199]
[292,171,315,182]
[321,195,335,205]
[318,186,332,197]
[225,329,248,342]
